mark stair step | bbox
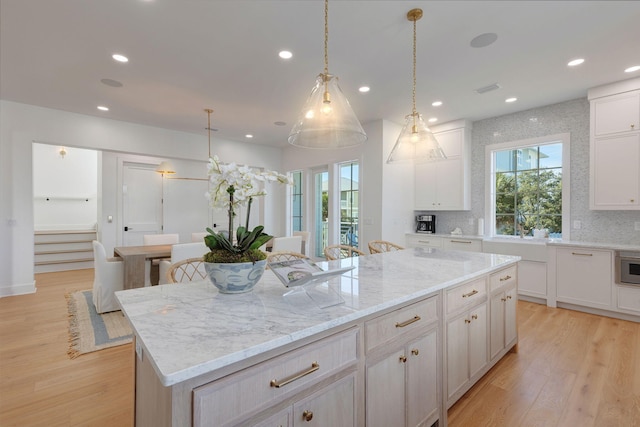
[34,238,94,245]
[35,248,93,255]
[35,257,94,266]
[34,229,96,235]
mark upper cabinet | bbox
[415,120,472,211]
[589,78,640,210]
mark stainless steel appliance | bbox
[616,250,640,285]
[416,214,436,234]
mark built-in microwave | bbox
[616,251,640,286]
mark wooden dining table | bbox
[113,244,173,289]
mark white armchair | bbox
[158,242,208,285]
[92,240,124,314]
[142,233,179,286]
[191,232,208,243]
[271,236,303,253]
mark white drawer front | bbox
[617,285,640,314]
[490,265,517,293]
[365,296,438,353]
[446,277,487,315]
[193,328,359,427]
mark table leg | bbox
[123,254,147,289]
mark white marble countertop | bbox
[115,248,519,387]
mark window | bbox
[486,133,570,238]
[339,162,359,248]
[290,170,303,232]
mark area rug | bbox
[66,289,132,358]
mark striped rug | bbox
[66,290,132,358]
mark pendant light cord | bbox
[205,108,213,159]
[412,15,417,116]
[324,0,329,76]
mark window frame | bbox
[484,133,571,239]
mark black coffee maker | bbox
[416,215,436,234]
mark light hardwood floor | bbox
[1,270,639,426]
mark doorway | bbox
[122,162,163,246]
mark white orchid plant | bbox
[203,155,291,263]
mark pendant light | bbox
[387,8,446,163]
[205,108,214,158]
[288,0,366,149]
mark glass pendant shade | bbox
[288,74,367,149]
[387,112,446,163]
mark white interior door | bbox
[122,163,163,246]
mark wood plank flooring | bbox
[1,270,639,426]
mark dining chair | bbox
[266,251,307,267]
[368,240,405,254]
[143,233,180,286]
[324,244,366,261]
[293,231,310,255]
[271,236,303,253]
[166,257,207,283]
[158,242,208,285]
[92,240,124,314]
[191,232,208,243]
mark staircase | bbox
[34,230,96,273]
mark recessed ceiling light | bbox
[470,33,498,48]
[278,51,292,59]
[358,86,370,93]
[428,117,438,123]
[567,58,584,67]
[431,101,443,107]
[625,65,640,73]
[245,134,253,139]
[97,105,109,111]
[112,54,128,63]
[505,97,517,103]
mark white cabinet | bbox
[489,266,518,361]
[365,297,440,427]
[443,237,482,252]
[517,260,547,299]
[415,120,471,211]
[444,277,488,407]
[556,247,613,310]
[589,85,640,210]
[405,234,442,249]
[616,285,640,315]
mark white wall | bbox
[0,100,284,297]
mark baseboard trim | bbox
[0,280,36,298]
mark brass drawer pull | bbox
[462,289,478,298]
[471,314,478,320]
[302,410,314,422]
[499,275,512,281]
[571,252,593,256]
[506,295,512,300]
[270,362,319,388]
[399,355,407,363]
[395,315,421,328]
[411,348,419,356]
[465,319,471,324]
[450,240,472,244]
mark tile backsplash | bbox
[417,97,640,246]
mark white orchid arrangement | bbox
[203,155,291,263]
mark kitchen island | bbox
[116,247,520,427]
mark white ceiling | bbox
[2,1,639,148]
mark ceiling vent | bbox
[475,83,501,94]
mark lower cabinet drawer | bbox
[365,296,438,353]
[446,277,487,315]
[193,328,358,427]
[490,265,517,293]
[617,285,640,314]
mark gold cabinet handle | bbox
[631,124,635,129]
[465,319,471,324]
[471,314,478,320]
[506,295,512,300]
[399,355,407,363]
[411,348,419,356]
[501,297,507,302]
[499,275,512,281]
[571,252,593,256]
[450,240,472,244]
[302,410,314,422]
[270,362,319,388]
[395,315,421,328]
[462,289,478,298]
